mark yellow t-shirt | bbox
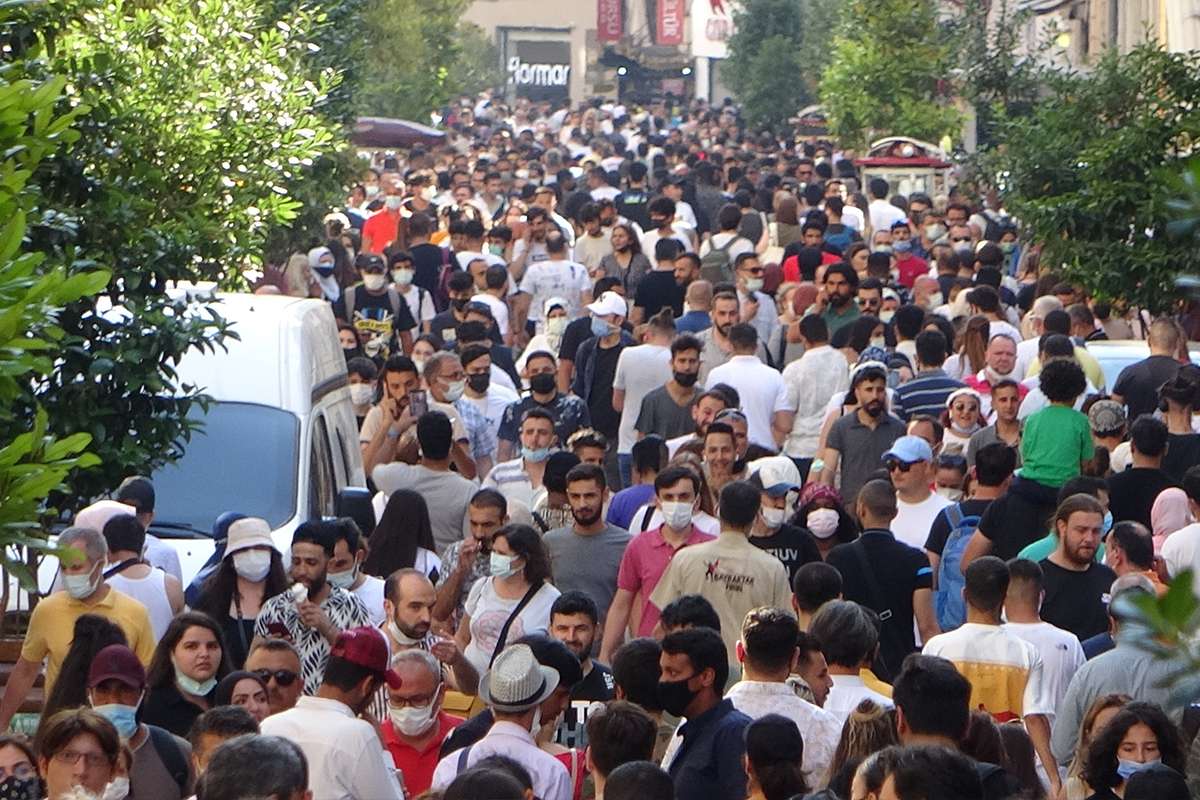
[1026,347,1107,392]
[21,588,156,692]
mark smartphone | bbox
[408,389,428,418]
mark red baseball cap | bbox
[87,644,146,689]
[330,627,402,690]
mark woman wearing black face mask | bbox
[0,735,41,800]
[338,321,365,363]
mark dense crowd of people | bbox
[6,92,1200,800]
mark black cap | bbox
[115,476,154,514]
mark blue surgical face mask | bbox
[1103,510,1114,534]
[489,552,520,578]
[91,700,140,740]
[893,239,913,254]
[174,662,218,697]
[522,445,553,463]
[590,316,613,338]
[1116,757,1160,781]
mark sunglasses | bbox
[885,459,917,473]
[253,668,299,687]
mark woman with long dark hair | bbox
[454,524,559,677]
[38,615,127,726]
[598,223,651,293]
[192,517,288,669]
[743,714,808,800]
[141,612,232,737]
[1083,702,1185,800]
[361,489,442,582]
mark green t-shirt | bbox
[1019,404,1094,488]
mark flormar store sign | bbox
[507,40,571,101]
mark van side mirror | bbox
[336,487,376,535]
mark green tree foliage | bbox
[0,67,109,578]
[724,0,809,131]
[819,0,960,149]
[796,0,843,97]
[984,42,1200,312]
[952,0,1038,148]
[1,0,351,507]
[357,0,500,120]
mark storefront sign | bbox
[507,40,572,101]
[657,0,685,45]
[598,0,623,41]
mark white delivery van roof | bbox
[174,293,346,411]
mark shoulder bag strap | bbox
[851,543,892,622]
[103,558,142,579]
[456,743,473,773]
[489,580,543,668]
[639,505,655,532]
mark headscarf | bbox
[213,670,269,709]
[1151,487,1192,555]
[798,482,842,511]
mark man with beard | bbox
[550,591,615,748]
[544,464,632,624]
[381,569,478,696]
[637,334,703,445]
[261,626,405,799]
[253,521,372,696]
[820,364,906,508]
[697,291,769,385]
[814,262,860,336]
[1037,493,1116,641]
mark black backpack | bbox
[147,724,191,796]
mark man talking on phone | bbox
[361,354,421,476]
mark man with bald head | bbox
[383,569,478,694]
[1015,295,1063,380]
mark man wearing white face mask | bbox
[327,519,386,626]
[0,526,155,733]
[379,649,463,796]
[87,644,195,800]
[335,253,416,362]
[747,459,822,585]
[598,466,715,664]
[387,250,435,336]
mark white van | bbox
[142,293,367,584]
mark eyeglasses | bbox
[252,668,299,687]
[387,687,441,709]
[52,750,110,769]
[0,762,34,781]
[885,459,916,473]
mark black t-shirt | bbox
[1164,433,1200,483]
[573,661,615,702]
[925,498,993,555]
[826,530,933,681]
[334,286,416,361]
[1107,467,1175,528]
[750,524,822,584]
[409,242,447,298]
[559,316,593,364]
[588,342,623,437]
[1114,355,1180,421]
[634,269,684,318]
[1038,558,1116,641]
[976,477,1060,560]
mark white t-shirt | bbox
[1015,337,1040,382]
[893,492,952,551]
[471,293,509,335]
[675,201,698,230]
[399,284,437,330]
[352,575,387,627]
[1161,522,1200,584]
[518,260,590,326]
[988,320,1023,344]
[462,576,561,676]
[590,186,621,202]
[869,199,907,234]
[841,204,865,232]
[613,344,672,453]
[1003,620,1085,718]
[464,384,520,443]
[640,226,693,256]
[922,622,1052,719]
[705,355,794,450]
[698,231,754,264]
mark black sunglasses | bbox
[885,459,916,473]
[253,668,299,687]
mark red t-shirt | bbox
[896,254,930,288]
[782,250,842,283]
[362,209,401,254]
[380,711,464,795]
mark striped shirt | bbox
[893,368,965,421]
[483,457,535,507]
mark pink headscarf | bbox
[1151,487,1192,555]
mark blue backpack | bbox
[934,503,982,631]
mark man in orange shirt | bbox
[362,175,405,254]
[379,649,463,796]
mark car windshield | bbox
[150,402,299,535]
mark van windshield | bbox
[150,402,300,535]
